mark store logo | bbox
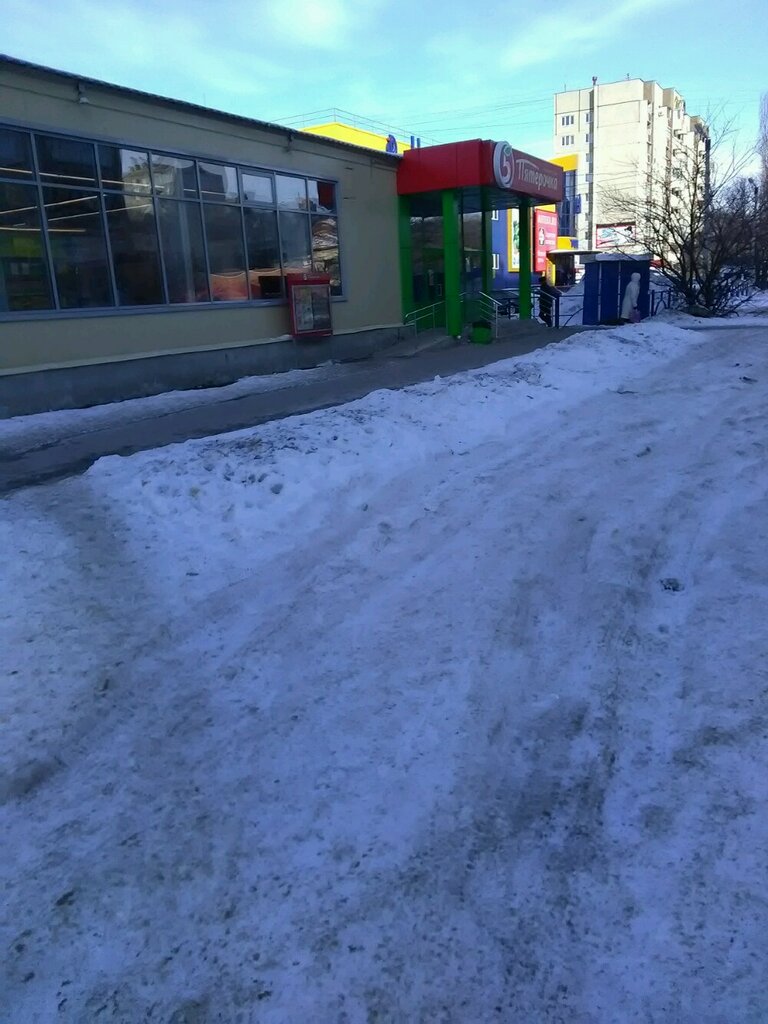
[493,142,514,188]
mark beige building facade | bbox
[553,78,709,251]
[0,57,403,413]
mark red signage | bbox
[397,140,563,202]
[493,142,564,202]
[533,209,558,272]
[285,273,332,339]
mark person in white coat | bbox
[620,272,641,322]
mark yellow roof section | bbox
[302,122,411,154]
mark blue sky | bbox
[0,0,762,165]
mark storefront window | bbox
[203,203,248,301]
[43,187,113,308]
[104,193,164,305]
[151,154,198,199]
[99,146,152,194]
[279,210,311,275]
[36,135,97,187]
[311,215,340,294]
[199,162,239,203]
[276,175,308,210]
[244,208,281,299]
[307,180,336,215]
[241,172,273,205]
[158,199,209,303]
[0,128,34,180]
[0,122,343,314]
[0,181,53,311]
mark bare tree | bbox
[603,118,757,314]
[753,93,768,288]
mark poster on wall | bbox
[285,273,332,339]
[509,209,520,272]
[533,209,558,273]
[595,223,636,249]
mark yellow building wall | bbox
[302,122,411,154]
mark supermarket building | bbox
[0,56,562,414]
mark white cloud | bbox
[260,0,373,50]
[500,0,687,72]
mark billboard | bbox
[596,223,636,249]
[534,209,558,273]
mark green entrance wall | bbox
[518,198,532,319]
[442,189,462,337]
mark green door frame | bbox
[442,188,462,337]
[518,198,532,319]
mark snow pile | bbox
[3,319,768,1022]
[0,360,345,456]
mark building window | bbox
[0,181,54,311]
[585,133,591,144]
[104,193,164,306]
[203,203,248,301]
[158,200,209,303]
[37,135,97,187]
[561,135,574,146]
[276,174,308,210]
[99,147,152,193]
[491,252,500,271]
[585,112,591,124]
[151,154,198,199]
[43,186,113,308]
[0,127,35,180]
[0,123,343,315]
[561,114,575,126]
[199,162,239,204]
[244,208,281,299]
[241,171,273,205]
[311,215,340,293]
[279,210,312,278]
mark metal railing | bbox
[476,292,501,339]
[404,300,445,334]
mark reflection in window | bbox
[307,180,336,215]
[244,208,281,299]
[279,211,311,275]
[158,200,209,303]
[104,194,164,305]
[0,128,34,180]
[311,216,340,295]
[43,187,112,308]
[151,154,198,198]
[0,182,53,311]
[203,204,247,301]
[199,162,239,203]
[241,171,273,205]
[36,135,97,187]
[99,147,151,193]
[276,175,307,210]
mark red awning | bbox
[397,139,564,204]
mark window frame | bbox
[0,118,345,321]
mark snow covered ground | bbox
[2,320,768,1022]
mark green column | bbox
[398,195,415,319]
[442,188,462,336]
[518,198,532,319]
[480,187,492,295]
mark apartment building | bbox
[553,78,709,251]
